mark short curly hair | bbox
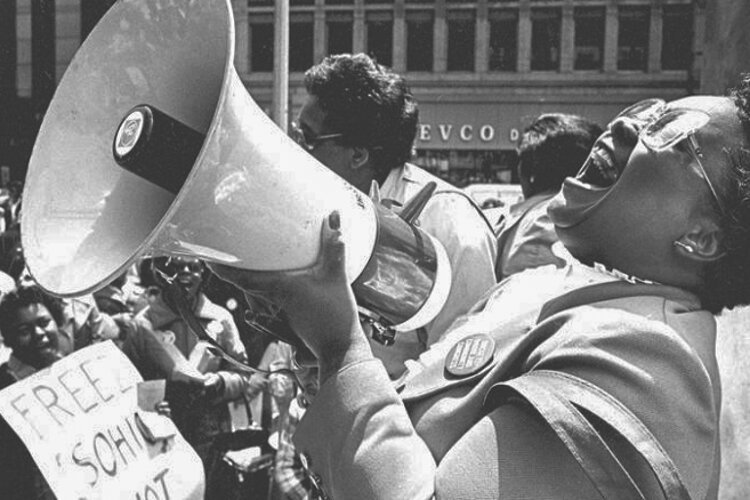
[0,285,64,342]
[304,53,418,178]
[700,74,750,313]
[517,113,603,198]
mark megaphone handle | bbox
[168,281,301,385]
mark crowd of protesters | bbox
[0,182,290,498]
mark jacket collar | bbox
[379,164,409,207]
[146,291,216,330]
[7,354,38,381]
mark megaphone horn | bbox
[21,0,451,334]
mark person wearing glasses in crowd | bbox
[121,256,256,500]
[215,77,750,499]
[291,53,497,378]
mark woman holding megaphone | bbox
[213,83,750,499]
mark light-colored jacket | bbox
[124,291,249,400]
[495,192,563,280]
[372,163,497,376]
[294,265,720,499]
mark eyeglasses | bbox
[289,121,344,152]
[154,257,203,275]
[615,98,727,215]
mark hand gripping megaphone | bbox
[21,0,451,349]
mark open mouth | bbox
[176,275,195,286]
[35,338,52,350]
[575,147,620,188]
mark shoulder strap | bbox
[489,370,692,500]
[431,189,495,232]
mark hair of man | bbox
[517,113,603,198]
[303,53,419,179]
[701,73,750,312]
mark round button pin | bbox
[444,333,496,377]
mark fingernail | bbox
[329,211,341,230]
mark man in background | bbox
[495,113,602,280]
[294,53,497,376]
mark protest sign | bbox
[0,342,205,500]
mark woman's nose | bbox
[609,116,641,149]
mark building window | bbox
[326,0,353,6]
[290,14,314,72]
[248,0,273,6]
[366,12,393,67]
[249,17,274,72]
[617,6,650,71]
[574,7,604,71]
[530,8,561,71]
[447,10,475,71]
[488,9,517,72]
[32,0,56,113]
[406,11,434,71]
[0,0,16,99]
[662,4,693,71]
[327,13,353,55]
[291,0,314,6]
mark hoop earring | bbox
[673,240,695,254]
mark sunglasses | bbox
[615,98,727,215]
[289,121,344,152]
[154,257,203,275]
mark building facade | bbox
[238,0,704,185]
[0,0,703,185]
[0,0,117,183]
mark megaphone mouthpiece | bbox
[114,105,204,194]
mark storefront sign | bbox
[415,102,622,150]
[418,124,517,144]
[0,342,205,500]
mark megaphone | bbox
[21,0,451,334]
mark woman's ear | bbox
[674,220,726,262]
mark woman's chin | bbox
[548,179,610,229]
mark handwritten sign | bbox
[0,342,205,500]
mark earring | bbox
[673,240,695,254]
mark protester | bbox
[267,342,320,500]
[216,80,750,498]
[295,53,497,377]
[495,113,602,280]
[121,256,255,499]
[0,285,65,499]
[93,269,149,347]
[6,245,122,354]
[94,267,148,315]
[0,285,64,388]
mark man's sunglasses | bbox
[289,121,344,152]
[153,257,203,275]
[615,98,727,216]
